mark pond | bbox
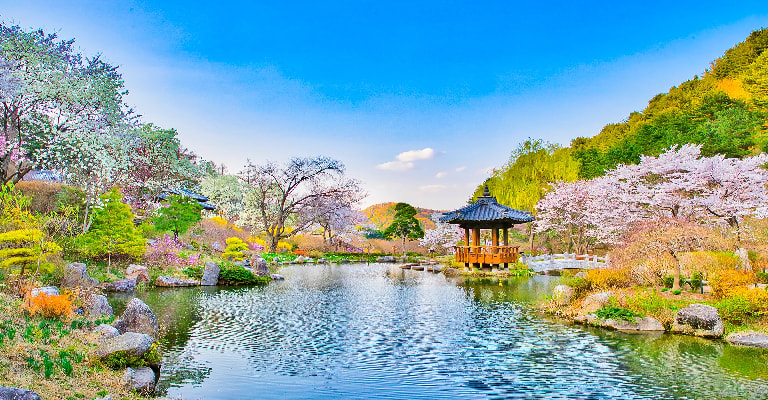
[109,264,768,399]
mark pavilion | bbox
[440,186,534,270]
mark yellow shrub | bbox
[587,267,634,289]
[710,270,755,299]
[25,292,73,319]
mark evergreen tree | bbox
[383,203,424,255]
[77,188,145,274]
[153,194,203,238]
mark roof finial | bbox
[483,185,491,197]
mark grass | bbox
[0,291,145,400]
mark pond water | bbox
[109,264,768,399]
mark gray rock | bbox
[443,268,461,276]
[672,303,724,338]
[432,265,443,272]
[84,294,114,318]
[211,241,221,251]
[270,274,285,280]
[126,264,150,284]
[317,258,328,264]
[376,256,396,263]
[113,298,159,339]
[339,258,351,264]
[154,276,199,287]
[295,256,307,263]
[95,324,120,340]
[603,317,664,331]
[201,261,221,286]
[552,285,574,305]
[102,277,137,292]
[94,396,112,400]
[574,271,588,279]
[28,286,59,298]
[582,291,612,314]
[61,262,98,288]
[252,255,269,276]
[94,332,154,359]
[726,331,768,348]
[0,386,41,400]
[123,367,156,395]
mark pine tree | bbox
[77,188,145,274]
[383,203,425,256]
[153,194,203,238]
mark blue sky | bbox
[3,1,768,209]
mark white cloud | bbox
[377,160,415,171]
[377,147,436,172]
[455,166,466,172]
[419,184,447,193]
[396,148,435,162]
[435,171,448,179]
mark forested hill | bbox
[361,203,443,231]
[476,27,768,211]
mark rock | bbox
[252,255,269,276]
[295,256,307,263]
[726,331,768,348]
[94,396,112,400]
[339,258,351,264]
[61,262,98,288]
[602,317,664,332]
[376,256,396,263]
[582,291,612,314]
[735,247,751,271]
[94,332,154,359]
[102,277,137,293]
[95,324,120,340]
[574,271,588,279]
[443,268,461,276]
[154,276,199,287]
[122,367,157,395]
[28,286,59,298]
[672,303,724,338]
[432,265,443,272]
[201,261,221,286]
[211,241,222,251]
[0,386,41,400]
[84,294,114,318]
[126,264,150,284]
[552,285,574,305]
[270,274,284,280]
[317,258,328,264]
[113,298,159,339]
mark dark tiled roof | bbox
[440,187,533,225]
[159,189,216,210]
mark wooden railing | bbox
[520,253,609,272]
[454,246,520,265]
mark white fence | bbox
[521,253,609,273]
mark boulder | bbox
[602,317,664,332]
[122,367,157,395]
[432,265,443,272]
[376,256,396,263]
[126,264,150,284]
[94,324,120,340]
[102,277,137,293]
[339,259,351,264]
[154,276,199,287]
[270,274,285,280]
[581,291,612,314]
[61,262,98,288]
[295,256,307,263]
[552,285,574,305]
[201,261,220,286]
[84,294,114,318]
[317,258,328,264]
[113,298,159,339]
[672,303,724,338]
[28,286,59,298]
[443,268,461,276]
[252,255,269,276]
[94,332,154,359]
[0,386,41,400]
[726,331,768,348]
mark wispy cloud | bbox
[455,166,466,172]
[377,147,436,171]
[420,184,447,193]
[435,171,448,179]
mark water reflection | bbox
[111,264,768,400]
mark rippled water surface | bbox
[110,264,768,399]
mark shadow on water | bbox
[109,264,768,400]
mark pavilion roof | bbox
[439,186,533,227]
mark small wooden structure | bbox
[440,186,534,269]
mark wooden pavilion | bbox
[440,186,534,270]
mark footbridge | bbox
[520,253,609,273]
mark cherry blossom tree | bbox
[419,217,463,255]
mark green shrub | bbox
[672,289,682,295]
[218,263,270,285]
[662,276,674,288]
[564,276,591,297]
[183,266,203,279]
[595,305,638,321]
[689,271,704,291]
[715,295,755,325]
[757,272,768,284]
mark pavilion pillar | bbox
[472,228,481,269]
[503,228,509,269]
[492,228,499,247]
[464,228,470,268]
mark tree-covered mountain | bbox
[361,203,442,231]
[476,28,768,211]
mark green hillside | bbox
[477,28,768,210]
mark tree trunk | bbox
[401,236,407,256]
[107,252,112,276]
[671,251,681,291]
[267,231,279,253]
